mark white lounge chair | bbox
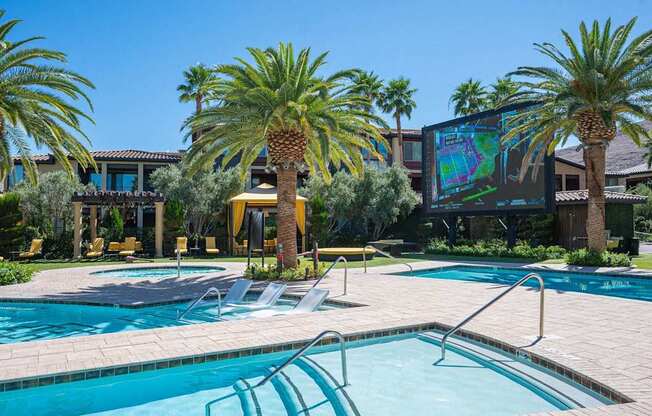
[249,288,329,318]
[223,278,254,303]
[221,282,288,313]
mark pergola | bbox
[228,183,307,253]
[71,191,166,258]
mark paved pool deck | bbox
[0,260,651,415]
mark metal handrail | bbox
[178,287,222,320]
[311,256,348,295]
[439,272,544,360]
[362,245,413,273]
[255,330,348,388]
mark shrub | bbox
[424,239,566,261]
[566,249,631,267]
[0,261,33,286]
[244,260,327,281]
[0,193,25,258]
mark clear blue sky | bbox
[4,0,652,152]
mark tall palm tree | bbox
[0,10,95,184]
[177,64,218,142]
[378,77,417,166]
[449,78,487,116]
[487,77,519,109]
[504,18,652,252]
[350,70,384,112]
[184,43,386,267]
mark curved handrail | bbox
[440,272,544,360]
[362,245,413,273]
[178,287,222,320]
[311,256,348,295]
[255,330,348,388]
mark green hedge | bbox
[565,249,631,267]
[0,261,33,286]
[424,239,567,261]
[244,260,327,281]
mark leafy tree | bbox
[378,77,417,166]
[0,192,24,257]
[302,166,418,241]
[487,77,519,109]
[100,207,124,243]
[150,163,243,239]
[449,78,487,116]
[0,9,95,184]
[504,18,652,251]
[184,43,386,267]
[309,194,329,247]
[14,171,88,236]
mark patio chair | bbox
[175,237,188,256]
[205,237,220,255]
[222,278,254,303]
[250,288,329,318]
[108,241,123,253]
[119,237,137,257]
[19,239,43,260]
[233,240,248,256]
[264,238,276,254]
[85,238,105,258]
[221,282,287,313]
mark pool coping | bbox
[0,319,632,406]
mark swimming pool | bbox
[401,266,652,302]
[91,265,225,278]
[0,333,609,415]
[0,296,336,344]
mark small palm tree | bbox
[185,43,386,267]
[177,64,219,142]
[350,70,384,113]
[378,77,417,166]
[449,78,487,116]
[504,18,652,251]
[0,10,95,184]
[487,77,519,109]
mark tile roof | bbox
[381,128,422,138]
[15,150,183,164]
[555,190,647,204]
[555,120,651,173]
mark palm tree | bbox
[0,10,95,184]
[177,64,218,142]
[350,70,384,112]
[378,77,417,166]
[184,43,386,267]
[487,77,518,109]
[449,78,487,116]
[504,18,652,252]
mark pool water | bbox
[91,266,225,278]
[0,334,606,415]
[401,266,652,302]
[0,297,335,344]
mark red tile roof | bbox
[14,150,183,164]
[556,190,647,204]
[381,128,422,139]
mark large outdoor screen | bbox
[422,104,553,216]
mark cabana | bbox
[228,183,307,254]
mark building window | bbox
[606,177,619,187]
[89,172,102,190]
[555,175,563,192]
[565,175,580,191]
[403,142,422,161]
[7,165,24,189]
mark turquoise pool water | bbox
[0,334,606,415]
[401,266,652,302]
[91,266,225,278]
[0,297,334,344]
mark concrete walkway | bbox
[0,260,651,415]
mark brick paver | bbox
[0,260,651,415]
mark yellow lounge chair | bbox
[86,238,105,258]
[205,237,219,255]
[108,241,123,253]
[119,237,137,257]
[175,237,188,255]
[19,239,43,260]
[234,240,248,256]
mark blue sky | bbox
[4,0,652,152]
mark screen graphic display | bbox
[423,106,552,215]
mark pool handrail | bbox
[439,272,544,360]
[311,255,348,295]
[362,245,413,273]
[255,330,348,388]
[178,287,222,320]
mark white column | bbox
[137,163,144,228]
[101,162,108,191]
[154,201,164,257]
[73,202,82,259]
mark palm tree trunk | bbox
[191,95,202,143]
[276,165,298,268]
[392,115,403,166]
[584,143,606,251]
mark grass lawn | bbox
[632,254,652,269]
